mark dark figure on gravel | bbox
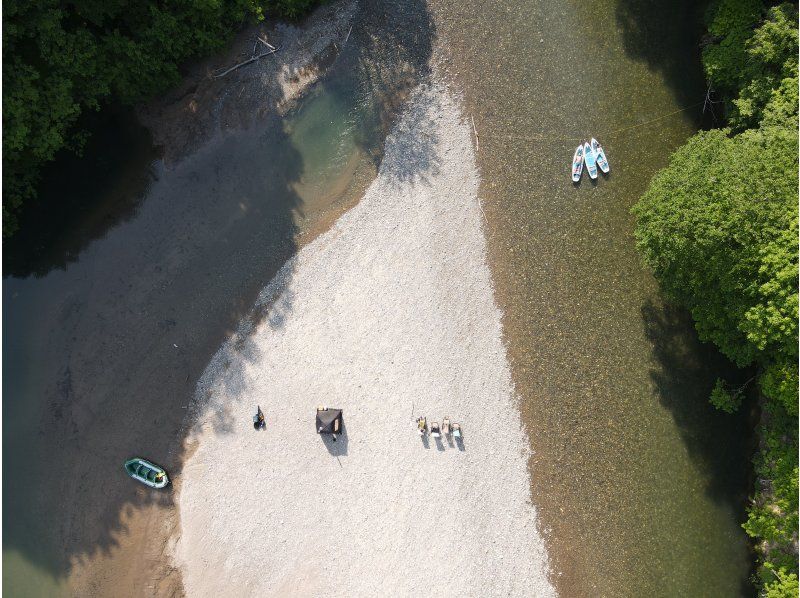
[253,406,266,430]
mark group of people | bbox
[251,405,461,443]
[416,416,462,439]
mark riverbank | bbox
[174,83,555,596]
[65,11,366,597]
[137,1,357,164]
[3,1,435,596]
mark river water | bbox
[428,0,754,595]
[4,0,753,596]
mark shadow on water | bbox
[336,0,436,170]
[615,0,709,122]
[3,108,160,279]
[3,105,307,595]
[3,0,435,593]
[642,299,757,596]
[641,299,756,511]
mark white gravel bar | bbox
[175,84,555,597]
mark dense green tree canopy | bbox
[764,570,799,598]
[703,1,799,129]
[633,126,797,369]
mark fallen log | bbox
[257,35,277,51]
[213,45,282,79]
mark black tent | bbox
[316,407,343,435]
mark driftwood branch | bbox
[470,115,487,226]
[213,45,282,79]
[257,35,277,51]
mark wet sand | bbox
[175,83,555,597]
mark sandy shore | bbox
[174,84,555,596]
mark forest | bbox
[2,0,317,236]
[633,1,798,595]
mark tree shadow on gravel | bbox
[641,299,756,511]
[311,0,440,187]
[342,0,436,169]
[378,94,442,187]
[321,421,349,457]
[2,0,437,593]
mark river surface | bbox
[4,0,754,597]
[428,0,755,596]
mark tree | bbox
[633,126,798,372]
[703,1,799,129]
[764,570,799,598]
[634,3,798,591]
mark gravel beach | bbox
[174,84,555,597]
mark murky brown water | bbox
[429,0,754,596]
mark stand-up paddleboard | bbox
[591,137,610,173]
[571,144,585,182]
[583,141,598,179]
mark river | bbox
[428,0,755,595]
[4,0,753,596]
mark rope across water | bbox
[476,101,705,144]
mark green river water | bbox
[2,96,371,598]
[4,1,753,596]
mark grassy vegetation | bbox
[633,1,798,594]
[2,0,320,236]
